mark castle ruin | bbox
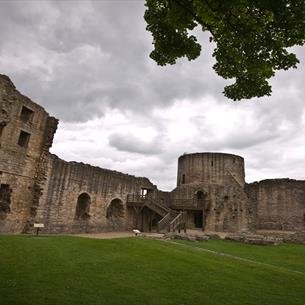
[1,75,305,234]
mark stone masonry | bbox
[0,74,305,234]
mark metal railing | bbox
[157,212,171,232]
[169,211,187,232]
[157,210,179,232]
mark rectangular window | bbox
[18,130,31,148]
[20,106,34,123]
[141,188,149,198]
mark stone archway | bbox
[194,190,207,230]
[106,198,124,219]
[75,193,91,220]
[196,190,204,200]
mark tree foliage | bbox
[144,0,305,100]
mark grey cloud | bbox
[108,132,164,155]
[0,0,226,122]
[1,0,305,189]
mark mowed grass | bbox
[0,236,305,305]
[176,239,305,273]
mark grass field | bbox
[0,235,305,305]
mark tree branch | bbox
[172,0,216,37]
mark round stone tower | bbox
[177,152,245,187]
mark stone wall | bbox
[0,75,58,232]
[246,179,305,231]
[171,153,253,233]
[35,154,155,233]
[177,153,245,187]
[171,184,253,232]
[1,75,305,235]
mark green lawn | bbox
[0,235,305,305]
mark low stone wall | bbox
[225,233,283,245]
[257,230,305,244]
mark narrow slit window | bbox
[182,174,185,184]
[20,106,34,123]
[18,130,31,148]
[211,161,214,167]
[0,124,4,138]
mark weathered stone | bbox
[225,233,283,245]
[246,179,305,231]
[194,235,210,242]
[164,232,209,242]
[205,233,221,239]
[0,74,305,236]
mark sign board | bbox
[33,223,44,228]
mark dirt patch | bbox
[76,232,134,239]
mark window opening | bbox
[75,193,91,220]
[0,184,11,216]
[106,199,124,218]
[20,106,34,123]
[182,174,185,184]
[18,130,31,148]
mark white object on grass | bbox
[132,229,141,236]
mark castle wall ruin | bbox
[35,154,155,233]
[172,153,253,232]
[246,179,305,231]
[0,75,57,232]
[0,75,304,234]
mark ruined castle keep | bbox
[1,74,305,234]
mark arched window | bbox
[106,198,124,218]
[196,191,204,200]
[75,193,91,220]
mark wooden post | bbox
[34,223,44,236]
[149,213,152,232]
[135,207,139,229]
[141,211,144,232]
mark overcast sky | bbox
[1,0,305,190]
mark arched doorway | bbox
[75,193,91,220]
[194,190,206,230]
[195,190,206,208]
[106,198,124,218]
[196,191,204,200]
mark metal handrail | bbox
[169,211,186,232]
[157,212,171,232]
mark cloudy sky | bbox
[1,0,305,190]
